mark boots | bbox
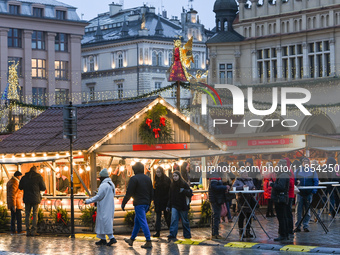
[153,231,160,237]
[124,238,134,246]
[141,240,152,249]
[274,235,288,241]
[95,239,107,245]
[245,229,254,238]
[106,238,117,246]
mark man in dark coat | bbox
[122,162,153,249]
[19,166,46,236]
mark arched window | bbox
[256,26,260,36]
[308,17,312,29]
[157,52,163,66]
[193,55,199,69]
[249,27,252,37]
[152,51,157,66]
[326,15,329,27]
[312,17,316,29]
[152,51,163,66]
[281,22,285,33]
[321,16,325,28]
[244,27,248,37]
[168,52,173,66]
[117,52,123,68]
[224,21,228,31]
[89,56,94,72]
[268,24,272,34]
[261,25,264,36]
[273,23,276,33]
[286,21,289,33]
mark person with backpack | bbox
[85,168,116,246]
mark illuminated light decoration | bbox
[0,201,3,205]
[21,153,25,157]
[148,106,152,110]
[64,166,69,171]
[1,155,4,159]
[56,167,60,172]
[72,162,76,166]
[32,153,36,157]
[46,168,51,172]
[108,133,113,138]
[134,158,140,162]
[12,155,15,159]
[66,152,70,156]
[47,200,51,204]
[153,164,158,170]
[79,168,84,174]
[160,99,164,104]
[122,125,126,129]
[40,169,43,173]
[135,115,139,119]
[94,144,99,148]
[78,151,82,155]
[173,108,177,113]
[160,164,165,169]
[186,117,190,122]
[141,159,147,165]
[165,164,171,169]
[119,166,125,172]
[86,166,91,171]
[43,153,47,157]
[56,153,60,159]
[108,167,112,174]
[131,161,136,166]
[178,160,184,166]
[201,194,204,198]
[0,186,2,190]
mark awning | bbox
[311,146,340,152]
[227,147,304,155]
[0,156,69,164]
[101,149,231,159]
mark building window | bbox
[32,87,46,106]
[9,5,20,15]
[55,33,68,51]
[117,83,123,99]
[155,82,161,89]
[55,89,69,105]
[33,7,43,17]
[31,59,46,78]
[88,56,94,72]
[32,31,45,49]
[8,29,22,48]
[117,53,123,68]
[87,86,95,101]
[168,52,173,66]
[56,10,66,20]
[8,57,22,77]
[194,55,199,69]
[308,41,330,78]
[219,63,233,84]
[55,61,68,80]
[152,51,163,66]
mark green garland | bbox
[80,206,96,231]
[52,207,69,226]
[139,104,174,145]
[0,205,9,232]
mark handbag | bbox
[221,203,228,217]
[294,185,300,194]
[277,192,288,204]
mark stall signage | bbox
[133,143,188,151]
[248,138,293,146]
[222,140,237,147]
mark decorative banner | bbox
[133,143,188,151]
[222,140,238,147]
[248,138,293,146]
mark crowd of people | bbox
[5,155,340,248]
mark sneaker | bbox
[294,228,301,232]
[95,239,107,245]
[124,238,134,246]
[141,240,152,249]
[106,238,117,246]
[303,228,310,232]
[153,232,160,237]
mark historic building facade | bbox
[0,0,87,106]
[81,3,211,107]
[206,0,340,135]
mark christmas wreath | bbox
[139,104,174,145]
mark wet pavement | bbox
[0,213,339,254]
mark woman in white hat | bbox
[85,168,116,246]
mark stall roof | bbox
[227,147,304,155]
[0,155,68,164]
[101,149,230,159]
[310,146,340,152]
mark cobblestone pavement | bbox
[0,213,339,255]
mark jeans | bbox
[287,198,294,234]
[10,209,22,233]
[275,203,289,237]
[295,193,313,229]
[131,205,151,241]
[211,202,222,236]
[97,234,114,240]
[169,208,191,238]
[226,201,232,220]
[155,210,170,232]
[25,203,39,234]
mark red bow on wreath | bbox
[153,128,161,138]
[57,212,67,225]
[146,118,152,128]
[92,211,97,223]
[159,117,166,127]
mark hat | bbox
[14,171,22,177]
[99,168,109,177]
[277,159,287,167]
[302,157,310,163]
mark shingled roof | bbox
[0,97,156,154]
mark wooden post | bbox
[176,81,181,110]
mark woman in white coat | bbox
[85,168,116,246]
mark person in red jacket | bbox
[263,162,276,217]
[287,158,297,236]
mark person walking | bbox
[167,171,193,240]
[208,172,227,239]
[122,162,153,249]
[85,168,116,246]
[233,169,256,238]
[7,171,24,235]
[294,157,319,232]
[263,162,276,217]
[19,166,46,236]
[271,159,291,241]
[153,166,171,237]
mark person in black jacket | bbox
[153,166,171,237]
[18,166,46,236]
[166,171,193,240]
[122,162,153,249]
[208,173,227,239]
[270,159,291,241]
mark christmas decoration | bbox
[7,61,20,101]
[139,104,174,145]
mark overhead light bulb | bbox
[21,153,25,157]
[141,159,147,164]
[56,167,60,172]
[86,166,91,171]
[66,152,70,156]
[78,151,82,155]
[40,169,43,173]
[56,153,60,158]
[32,153,36,157]
[79,168,84,174]
[108,133,113,138]
[153,164,158,170]
[46,168,51,172]
[108,167,112,173]
[43,153,47,157]
[119,166,125,172]
[131,161,136,166]
[12,155,15,159]
[64,166,69,171]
